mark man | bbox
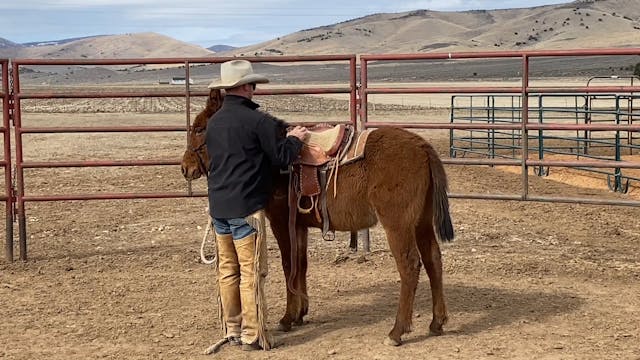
[205,59,308,352]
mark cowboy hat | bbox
[207,60,269,89]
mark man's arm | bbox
[256,114,308,166]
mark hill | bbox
[222,0,640,56]
[0,33,214,59]
[0,37,23,57]
[207,45,236,52]
[2,0,640,60]
[22,35,110,47]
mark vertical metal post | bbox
[521,55,530,200]
[12,63,26,260]
[489,95,495,160]
[449,95,455,157]
[2,60,13,262]
[631,95,637,155]
[349,231,358,252]
[469,96,474,153]
[538,95,544,169]
[614,95,623,192]
[358,57,370,253]
[348,56,361,251]
[349,56,357,127]
[359,57,368,130]
[184,61,194,196]
[512,95,518,158]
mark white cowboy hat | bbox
[207,60,269,89]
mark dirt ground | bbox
[0,98,639,360]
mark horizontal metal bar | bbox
[527,160,640,169]
[526,195,640,207]
[448,193,524,201]
[366,87,522,94]
[361,48,640,61]
[17,92,191,99]
[22,159,180,168]
[450,150,520,160]
[365,86,640,95]
[448,192,640,207]
[13,55,355,66]
[257,87,352,95]
[22,191,208,202]
[443,158,521,166]
[18,87,352,99]
[366,122,640,131]
[365,122,522,130]
[445,158,640,169]
[19,126,185,134]
[528,124,640,131]
[529,86,640,93]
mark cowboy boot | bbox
[234,232,272,351]
[216,232,242,344]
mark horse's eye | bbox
[193,127,205,135]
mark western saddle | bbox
[289,123,372,240]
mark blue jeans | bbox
[213,217,256,240]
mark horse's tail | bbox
[426,144,454,242]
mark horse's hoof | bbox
[293,319,307,326]
[429,320,445,336]
[276,322,292,332]
[383,337,401,346]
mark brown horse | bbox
[181,89,454,346]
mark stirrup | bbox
[297,195,315,214]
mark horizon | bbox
[0,0,572,48]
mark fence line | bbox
[2,49,640,260]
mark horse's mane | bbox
[193,89,224,129]
[195,89,289,137]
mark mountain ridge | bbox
[1,0,639,59]
[224,0,640,56]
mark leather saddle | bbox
[289,124,372,240]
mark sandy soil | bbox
[0,98,639,360]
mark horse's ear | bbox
[208,89,223,109]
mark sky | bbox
[0,0,571,48]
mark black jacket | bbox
[206,95,303,219]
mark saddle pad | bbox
[304,124,345,156]
[340,129,374,165]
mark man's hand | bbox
[287,126,309,142]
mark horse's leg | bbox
[293,225,309,325]
[415,216,448,336]
[269,215,297,332]
[381,225,421,346]
[270,215,309,331]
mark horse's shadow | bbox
[278,278,584,346]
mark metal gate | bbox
[359,49,640,209]
[3,48,640,261]
[5,55,357,261]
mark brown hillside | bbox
[226,0,640,56]
[2,0,639,60]
[17,33,214,59]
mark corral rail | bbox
[2,49,640,261]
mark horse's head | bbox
[181,89,224,180]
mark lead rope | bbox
[201,210,226,355]
[200,214,217,265]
